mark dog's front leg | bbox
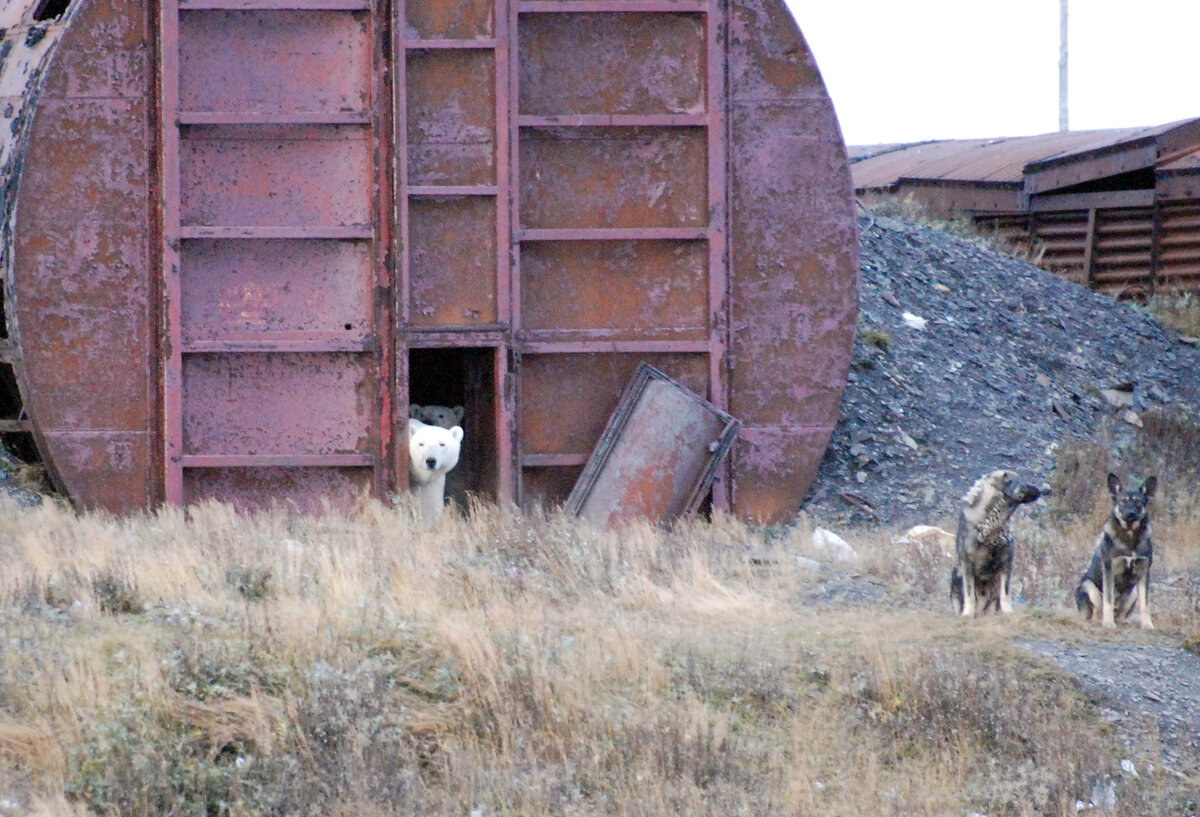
[998,570,1013,614]
[1101,560,1116,628]
[959,561,977,617]
[1136,575,1154,630]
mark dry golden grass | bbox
[1142,293,1200,338]
[0,487,1195,816]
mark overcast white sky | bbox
[785,0,1200,146]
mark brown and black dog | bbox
[950,470,1042,616]
[1075,473,1157,629]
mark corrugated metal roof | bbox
[851,121,1196,190]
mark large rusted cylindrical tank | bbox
[7,0,858,523]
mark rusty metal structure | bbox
[0,0,79,461]
[565,363,739,527]
[4,0,859,523]
[852,119,1200,297]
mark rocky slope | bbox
[799,212,1200,529]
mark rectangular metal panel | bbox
[163,0,389,506]
[180,240,373,342]
[180,125,371,227]
[519,126,707,228]
[1158,202,1200,292]
[408,197,498,326]
[184,466,373,511]
[15,96,153,436]
[42,431,153,512]
[565,364,738,525]
[518,12,704,116]
[520,239,707,338]
[731,426,833,524]
[406,49,496,186]
[179,10,370,114]
[182,353,373,456]
[519,353,708,456]
[404,0,494,39]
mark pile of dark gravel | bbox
[798,213,1200,529]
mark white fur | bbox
[408,418,463,522]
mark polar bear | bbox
[408,418,463,522]
[409,403,464,430]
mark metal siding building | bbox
[851,119,1200,297]
[1,0,860,523]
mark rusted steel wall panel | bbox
[1024,143,1157,197]
[182,353,372,456]
[406,49,496,186]
[9,0,156,511]
[732,426,837,524]
[1032,210,1090,285]
[518,13,705,116]
[519,127,707,229]
[519,353,709,459]
[404,0,494,39]
[1091,207,1154,296]
[520,240,708,339]
[179,125,372,228]
[408,197,498,326]
[184,466,374,511]
[868,181,1024,220]
[179,11,370,114]
[726,0,858,521]
[1158,202,1200,293]
[181,240,374,341]
[163,2,387,505]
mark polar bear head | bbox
[409,403,464,430]
[408,418,463,485]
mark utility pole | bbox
[1059,0,1069,131]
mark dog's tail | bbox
[949,565,964,614]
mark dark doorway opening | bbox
[407,346,498,508]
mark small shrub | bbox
[858,328,892,351]
[1142,292,1200,337]
[225,564,274,602]
[1045,437,1114,521]
[91,566,144,615]
[1183,632,1200,656]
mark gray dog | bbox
[950,470,1042,616]
[1075,473,1157,629]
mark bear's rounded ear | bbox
[1107,473,1122,495]
[449,426,463,442]
[408,418,425,434]
[451,406,464,422]
[409,405,423,419]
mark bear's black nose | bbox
[425,457,437,469]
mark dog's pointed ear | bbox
[1107,473,1122,496]
[1140,476,1158,499]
